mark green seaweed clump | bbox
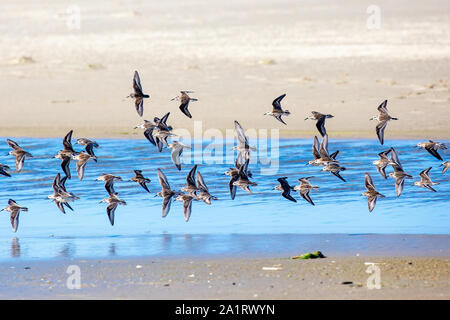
[291,251,326,260]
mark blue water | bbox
[0,137,448,261]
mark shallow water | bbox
[0,137,448,261]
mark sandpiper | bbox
[73,152,95,180]
[414,167,439,192]
[362,173,385,212]
[100,193,126,226]
[55,130,77,179]
[156,168,178,218]
[417,140,447,161]
[274,177,297,202]
[233,159,257,194]
[196,171,217,204]
[97,174,122,196]
[305,111,334,137]
[373,149,391,179]
[264,94,291,125]
[175,193,197,222]
[293,177,319,206]
[370,100,398,145]
[233,120,256,161]
[322,162,346,182]
[134,112,171,146]
[388,148,412,197]
[127,70,149,117]
[48,173,79,214]
[0,164,11,177]
[224,154,248,200]
[7,139,32,172]
[168,141,190,171]
[181,165,199,197]
[1,199,28,233]
[172,91,197,119]
[441,161,450,174]
[131,170,151,193]
[76,138,99,162]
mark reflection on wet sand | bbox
[11,237,20,258]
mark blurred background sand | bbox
[0,0,449,139]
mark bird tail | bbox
[391,117,398,120]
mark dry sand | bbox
[0,0,449,139]
[1,256,449,299]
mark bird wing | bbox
[63,130,75,152]
[10,210,19,232]
[377,100,389,114]
[139,181,150,193]
[186,165,198,187]
[161,195,173,218]
[7,139,20,150]
[275,114,287,125]
[364,173,377,192]
[157,169,171,190]
[234,121,249,147]
[104,179,116,196]
[312,136,320,159]
[375,120,388,145]
[76,157,89,181]
[367,196,377,212]
[135,98,144,117]
[272,94,286,111]
[15,153,26,172]
[106,202,118,226]
[133,71,144,95]
[425,145,443,161]
[61,156,71,179]
[229,176,238,200]
[300,190,315,206]
[179,101,192,118]
[316,116,327,137]
[332,170,346,182]
[171,145,183,171]
[419,167,432,182]
[389,148,403,172]
[395,176,406,197]
[183,198,193,222]
[319,134,330,159]
[196,171,209,192]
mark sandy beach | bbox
[0,0,449,139]
[1,256,448,300]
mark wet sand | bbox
[1,256,449,299]
[1,234,449,300]
[0,0,449,139]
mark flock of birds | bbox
[1,71,449,232]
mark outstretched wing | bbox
[106,203,118,226]
[135,98,144,117]
[425,146,443,161]
[364,173,377,192]
[179,101,192,118]
[375,120,388,145]
[157,169,171,190]
[316,116,327,137]
[133,71,144,95]
[272,94,286,111]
